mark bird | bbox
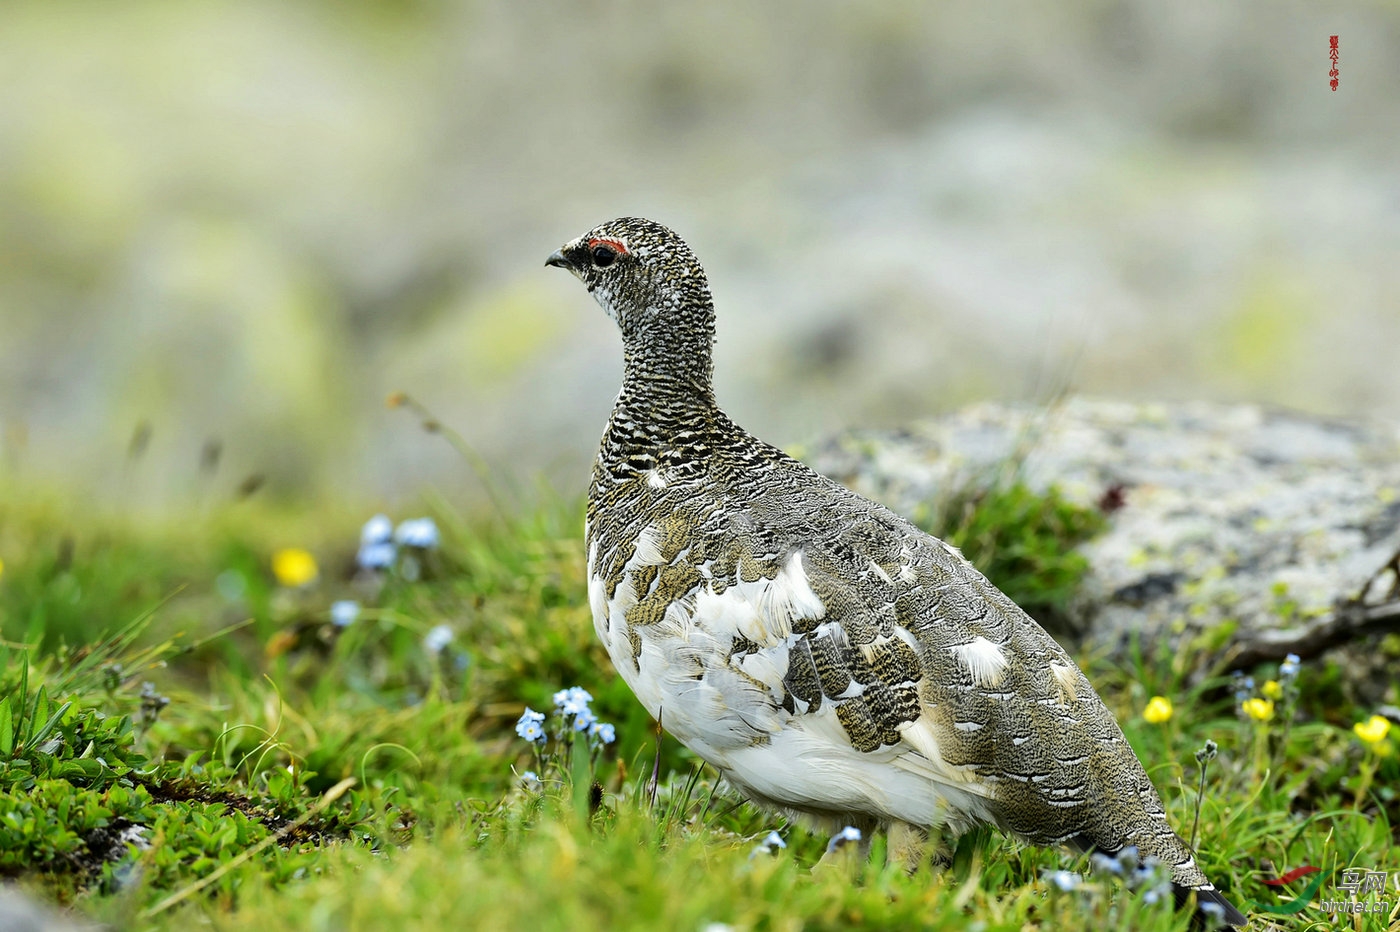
[547,217,1246,929]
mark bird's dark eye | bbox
[591,244,618,267]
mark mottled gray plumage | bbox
[547,217,1244,928]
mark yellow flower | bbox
[271,548,319,588]
[1354,715,1391,746]
[1143,696,1174,724]
[1261,679,1282,700]
[1241,697,1274,722]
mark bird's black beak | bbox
[545,249,572,270]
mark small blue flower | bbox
[1090,852,1123,875]
[1199,901,1226,924]
[520,770,541,790]
[1043,869,1082,892]
[330,600,360,628]
[515,707,546,743]
[361,514,394,545]
[553,686,593,717]
[826,825,862,853]
[395,517,440,549]
[589,721,616,745]
[423,624,453,655]
[1115,846,1140,873]
[1129,857,1167,891]
[357,541,397,570]
[572,707,598,732]
[1280,653,1301,679]
[749,829,787,859]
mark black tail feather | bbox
[1173,882,1247,930]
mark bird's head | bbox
[546,217,714,348]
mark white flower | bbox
[1043,869,1082,892]
[330,600,360,628]
[423,624,453,654]
[552,686,593,717]
[357,541,397,570]
[826,825,862,853]
[395,517,440,549]
[361,514,394,545]
[1090,852,1123,875]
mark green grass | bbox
[0,481,1395,932]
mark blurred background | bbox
[2,0,1397,512]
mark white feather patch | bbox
[736,647,788,694]
[658,597,694,636]
[586,544,608,642]
[748,552,826,639]
[718,703,1000,834]
[693,584,764,644]
[949,636,1010,688]
[1049,661,1079,703]
[631,525,665,567]
[605,575,638,650]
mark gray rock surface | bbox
[0,886,100,932]
[807,399,1400,690]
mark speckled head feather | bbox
[547,218,715,387]
[547,218,1246,930]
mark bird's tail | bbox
[1173,881,1247,930]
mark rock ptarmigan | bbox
[547,217,1245,929]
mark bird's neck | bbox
[600,316,719,482]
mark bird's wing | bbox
[726,473,1205,882]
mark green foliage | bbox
[0,489,1394,930]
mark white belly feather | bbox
[585,528,997,830]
